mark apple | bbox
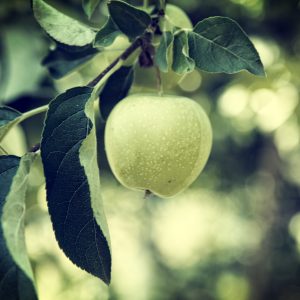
[104,94,212,198]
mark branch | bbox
[87,37,143,88]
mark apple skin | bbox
[104,94,212,198]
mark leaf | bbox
[108,0,151,39]
[0,154,38,300]
[155,31,173,73]
[82,0,101,19]
[94,17,122,48]
[40,87,111,284]
[188,16,265,76]
[0,36,8,101]
[42,45,98,79]
[172,30,195,75]
[0,107,22,142]
[0,27,46,104]
[32,0,96,46]
[100,66,134,120]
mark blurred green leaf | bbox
[155,31,173,73]
[41,87,111,284]
[0,27,46,104]
[0,107,22,142]
[0,154,38,300]
[0,36,8,100]
[94,17,122,48]
[82,0,101,19]
[172,30,195,74]
[100,66,134,120]
[108,0,151,39]
[188,17,265,76]
[42,45,98,79]
[32,0,96,46]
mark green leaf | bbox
[2,154,37,280]
[0,36,8,101]
[94,17,122,48]
[155,31,174,73]
[108,0,151,39]
[42,45,98,79]
[172,30,195,75]
[0,27,46,104]
[41,87,111,284]
[100,66,134,120]
[0,154,38,300]
[188,16,265,76]
[32,0,96,46]
[82,0,101,19]
[0,107,22,142]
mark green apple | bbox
[104,94,212,198]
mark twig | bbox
[87,37,143,88]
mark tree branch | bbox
[87,37,143,88]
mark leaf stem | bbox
[0,105,48,146]
[0,144,8,155]
[19,105,49,123]
[159,0,166,10]
[143,0,149,9]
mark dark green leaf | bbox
[172,30,195,75]
[0,154,38,300]
[188,16,265,76]
[155,31,173,73]
[32,0,96,46]
[41,87,111,284]
[100,66,134,120]
[108,0,151,39]
[94,17,122,48]
[42,45,98,79]
[82,0,101,19]
[0,107,22,142]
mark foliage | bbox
[0,154,37,300]
[5,0,296,299]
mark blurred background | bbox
[1,0,300,299]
